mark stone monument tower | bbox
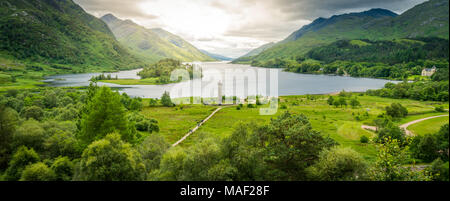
[217,81,223,105]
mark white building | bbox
[422,66,437,77]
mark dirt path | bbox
[400,115,449,136]
[172,107,224,147]
[361,114,449,136]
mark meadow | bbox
[141,94,449,162]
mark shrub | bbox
[435,106,445,112]
[307,147,367,181]
[360,135,369,143]
[385,103,408,118]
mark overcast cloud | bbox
[74,0,426,58]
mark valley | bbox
[0,0,448,182]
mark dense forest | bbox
[0,0,143,71]
[0,86,448,181]
[249,37,449,80]
[307,38,449,64]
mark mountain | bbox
[0,0,142,71]
[101,14,214,63]
[232,42,275,63]
[243,0,449,63]
[200,50,233,61]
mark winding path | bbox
[361,114,449,136]
[172,107,224,147]
[399,115,449,136]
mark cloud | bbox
[74,0,427,58]
[73,0,158,20]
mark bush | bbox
[307,147,367,181]
[360,135,369,143]
[435,106,445,112]
[385,103,408,118]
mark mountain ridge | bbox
[101,14,215,63]
[0,0,142,71]
[238,0,449,63]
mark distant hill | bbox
[0,0,142,71]
[232,42,275,63]
[242,0,449,64]
[101,14,214,63]
[200,50,233,61]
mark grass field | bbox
[141,94,449,162]
[407,116,449,136]
[141,104,218,144]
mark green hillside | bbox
[0,0,143,71]
[241,0,449,64]
[233,42,275,63]
[307,38,449,64]
[101,14,214,63]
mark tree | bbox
[161,91,174,107]
[138,135,170,172]
[13,119,46,151]
[79,87,136,146]
[428,158,449,181]
[76,133,146,181]
[129,98,143,111]
[350,98,361,108]
[327,96,335,105]
[51,156,75,181]
[257,112,336,180]
[385,103,408,118]
[368,138,431,181]
[0,106,18,169]
[338,97,347,108]
[4,146,40,181]
[44,131,80,159]
[42,90,58,108]
[435,124,449,161]
[376,125,406,145]
[307,147,367,181]
[409,134,439,162]
[20,162,56,181]
[149,98,158,107]
[21,106,44,121]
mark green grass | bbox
[141,94,448,162]
[350,40,371,47]
[407,116,449,136]
[141,104,218,145]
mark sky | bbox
[73,0,427,58]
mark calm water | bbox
[43,62,397,98]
